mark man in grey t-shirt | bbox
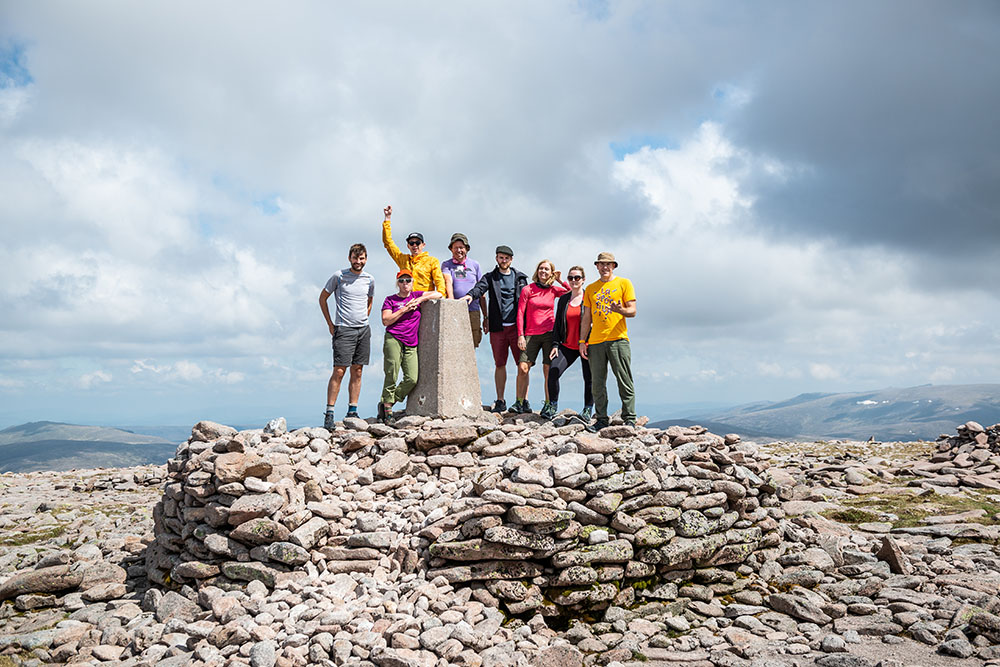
[320,243,375,428]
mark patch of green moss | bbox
[0,524,66,547]
[628,576,657,591]
[823,488,1000,530]
[823,508,882,524]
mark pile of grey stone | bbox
[145,418,417,591]
[424,423,780,619]
[937,421,1000,453]
[8,416,1000,665]
[902,421,1000,492]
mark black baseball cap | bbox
[406,232,424,243]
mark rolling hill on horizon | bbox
[652,383,1000,442]
[0,421,177,473]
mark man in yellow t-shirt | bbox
[580,251,637,431]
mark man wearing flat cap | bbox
[463,245,528,413]
[381,205,446,293]
[580,251,637,431]
[441,232,487,347]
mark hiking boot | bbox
[491,399,507,413]
[507,399,531,415]
[345,407,359,420]
[323,411,337,430]
[585,417,609,433]
[579,405,593,422]
[377,403,387,424]
[539,401,557,420]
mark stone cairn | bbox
[424,424,779,619]
[895,421,1000,493]
[146,417,421,590]
[935,421,1000,457]
[146,414,778,626]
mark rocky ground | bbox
[2,416,1000,667]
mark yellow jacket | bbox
[382,219,446,293]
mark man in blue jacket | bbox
[462,245,528,413]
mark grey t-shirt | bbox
[324,269,375,327]
[498,270,516,325]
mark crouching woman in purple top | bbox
[379,269,442,424]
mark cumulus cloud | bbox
[78,370,111,389]
[0,2,998,425]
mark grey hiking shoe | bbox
[585,418,609,433]
[323,411,336,430]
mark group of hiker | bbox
[319,206,637,432]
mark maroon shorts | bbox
[489,325,519,367]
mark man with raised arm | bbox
[579,252,637,432]
[381,205,446,293]
[320,243,375,428]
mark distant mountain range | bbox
[652,384,1000,442]
[0,421,177,473]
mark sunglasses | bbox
[397,277,412,283]
[407,240,422,246]
[567,275,584,281]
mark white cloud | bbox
[0,376,25,389]
[929,367,957,383]
[809,363,839,381]
[0,3,998,426]
[613,122,754,233]
[78,369,111,389]
[171,360,203,381]
[756,362,802,379]
[0,85,31,126]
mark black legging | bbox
[547,343,593,406]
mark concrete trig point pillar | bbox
[406,299,483,418]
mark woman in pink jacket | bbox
[508,259,568,415]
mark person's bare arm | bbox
[367,296,374,316]
[382,304,417,327]
[382,308,401,327]
[609,300,637,317]
[320,289,335,336]
[444,273,454,299]
[418,291,444,303]
[579,306,592,360]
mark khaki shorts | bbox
[469,310,483,348]
[519,331,554,367]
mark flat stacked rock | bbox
[898,421,1000,492]
[146,417,419,591]
[425,423,780,618]
[9,418,1000,665]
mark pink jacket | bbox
[517,281,569,337]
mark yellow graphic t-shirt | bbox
[583,276,636,344]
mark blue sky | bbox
[1,1,999,431]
